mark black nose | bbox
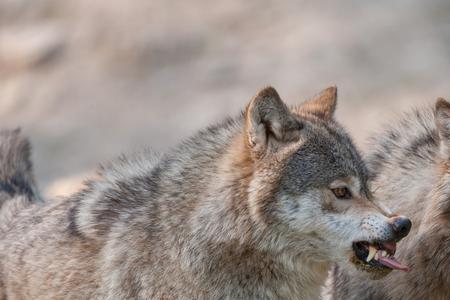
[391,216,412,240]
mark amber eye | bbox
[331,187,352,199]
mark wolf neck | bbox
[76,115,330,298]
[173,120,331,297]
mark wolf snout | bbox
[388,216,412,240]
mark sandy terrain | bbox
[1,0,449,197]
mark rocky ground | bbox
[1,0,449,197]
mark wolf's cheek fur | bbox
[274,191,359,260]
[276,189,399,262]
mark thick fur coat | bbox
[331,98,450,300]
[0,87,406,300]
[0,129,41,227]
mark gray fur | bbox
[0,128,41,207]
[330,99,450,300]
[0,87,402,299]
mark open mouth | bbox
[351,241,410,276]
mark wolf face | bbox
[410,98,450,294]
[0,86,413,300]
[243,87,411,277]
[329,98,450,300]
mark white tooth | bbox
[381,250,387,257]
[366,246,377,262]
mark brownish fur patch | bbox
[321,193,338,213]
[295,86,337,120]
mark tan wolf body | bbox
[330,98,450,300]
[0,87,410,299]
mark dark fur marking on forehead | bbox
[280,120,371,199]
[307,118,369,183]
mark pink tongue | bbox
[377,256,410,272]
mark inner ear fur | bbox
[298,86,337,120]
[245,86,302,156]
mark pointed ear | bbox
[245,87,302,156]
[435,97,450,156]
[300,86,337,120]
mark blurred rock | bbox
[0,23,64,74]
[0,0,449,197]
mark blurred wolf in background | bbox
[0,87,411,300]
[330,98,450,300]
[0,129,41,225]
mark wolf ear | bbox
[245,87,302,156]
[300,86,337,120]
[435,97,450,156]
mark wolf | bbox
[330,98,450,300]
[0,129,41,221]
[0,86,411,300]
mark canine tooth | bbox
[381,250,387,257]
[366,246,377,262]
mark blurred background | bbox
[1,0,449,197]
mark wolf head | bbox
[329,98,450,299]
[241,86,411,276]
